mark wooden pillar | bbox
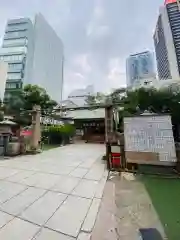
[105,106,113,143]
[31,105,41,150]
[105,106,113,169]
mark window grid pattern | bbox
[167,2,180,75]
[154,16,171,79]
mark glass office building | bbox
[126,51,155,87]
[0,14,64,102]
[154,0,180,80]
[0,18,33,101]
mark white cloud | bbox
[107,58,126,88]
[72,54,91,73]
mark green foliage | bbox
[109,86,180,136]
[42,124,75,145]
[86,92,107,105]
[4,84,58,125]
[86,95,97,105]
[44,124,75,135]
[0,99,4,121]
[23,84,57,114]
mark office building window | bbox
[3,38,27,47]
[0,46,27,54]
[5,30,27,38]
[8,22,28,27]
[6,82,21,89]
[8,73,21,80]
[8,63,22,70]
[6,82,16,89]
[0,54,24,61]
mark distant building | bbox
[0,14,64,102]
[0,61,8,100]
[126,51,156,87]
[60,100,78,109]
[154,0,180,80]
[129,77,158,90]
[67,85,94,106]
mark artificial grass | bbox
[142,176,180,240]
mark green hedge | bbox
[42,124,75,145]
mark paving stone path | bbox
[0,144,107,239]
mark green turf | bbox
[142,176,180,240]
[42,144,59,151]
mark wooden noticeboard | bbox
[124,115,177,165]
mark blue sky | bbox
[0,0,163,96]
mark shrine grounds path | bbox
[0,143,107,240]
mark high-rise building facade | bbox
[30,14,64,102]
[0,18,34,101]
[126,51,156,87]
[0,14,64,102]
[154,0,180,80]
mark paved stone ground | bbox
[0,144,107,240]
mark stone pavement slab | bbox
[34,228,75,240]
[21,191,67,225]
[77,232,91,240]
[79,159,96,169]
[21,172,60,189]
[0,217,39,240]
[5,170,35,183]
[94,175,108,199]
[0,211,14,228]
[0,167,19,179]
[0,187,46,215]
[46,195,92,237]
[52,176,81,194]
[0,181,27,204]
[84,165,105,181]
[70,168,88,178]
[72,179,98,199]
[81,198,101,232]
[40,165,75,175]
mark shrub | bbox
[41,124,75,145]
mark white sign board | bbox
[124,115,177,163]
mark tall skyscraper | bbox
[154,0,180,80]
[29,14,64,102]
[126,51,155,87]
[0,14,64,102]
[0,18,34,102]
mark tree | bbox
[86,92,107,105]
[110,86,180,140]
[5,84,57,125]
[0,99,4,121]
[23,84,57,112]
[86,95,98,105]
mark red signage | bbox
[165,0,177,5]
[21,130,32,136]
